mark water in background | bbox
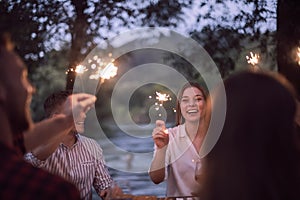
[91,126,166,199]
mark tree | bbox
[277,0,300,97]
[189,0,277,76]
[190,26,244,77]
[5,0,297,97]
[30,49,68,121]
[193,0,276,36]
[0,0,49,71]
[1,0,193,88]
[65,0,193,89]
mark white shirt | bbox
[164,124,201,197]
[24,134,113,200]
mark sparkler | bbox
[246,52,260,71]
[65,65,89,91]
[148,91,171,121]
[75,65,88,91]
[88,53,118,93]
[65,53,118,94]
[89,62,118,93]
[75,65,88,74]
[156,91,170,106]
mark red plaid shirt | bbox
[0,142,80,199]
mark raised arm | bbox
[149,120,169,184]
[24,93,96,153]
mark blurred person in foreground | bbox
[295,97,300,150]
[25,90,121,199]
[0,31,97,199]
[199,71,300,200]
[149,82,209,197]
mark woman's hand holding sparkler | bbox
[152,120,169,149]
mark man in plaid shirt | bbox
[0,31,96,199]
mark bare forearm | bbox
[24,115,73,152]
[149,147,167,184]
[31,136,63,160]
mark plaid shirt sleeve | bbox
[1,143,81,200]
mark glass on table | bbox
[194,160,203,183]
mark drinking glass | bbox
[194,160,202,183]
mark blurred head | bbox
[0,32,34,150]
[201,71,300,200]
[44,90,86,134]
[175,82,208,126]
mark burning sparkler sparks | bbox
[65,65,88,75]
[148,91,171,121]
[91,63,118,80]
[155,92,170,105]
[75,65,88,74]
[89,62,118,93]
[65,53,118,93]
[73,65,88,91]
[246,52,260,67]
[246,52,261,72]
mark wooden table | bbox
[110,194,199,199]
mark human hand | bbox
[152,120,169,149]
[100,188,112,199]
[62,93,96,125]
[102,182,124,199]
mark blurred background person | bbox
[0,31,84,199]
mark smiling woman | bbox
[149,82,209,197]
[176,82,208,127]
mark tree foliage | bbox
[30,49,68,121]
[2,0,298,118]
[191,26,244,77]
[277,0,300,96]
[65,0,193,89]
[1,0,277,81]
[193,0,276,35]
[0,0,46,71]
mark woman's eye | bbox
[195,96,204,101]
